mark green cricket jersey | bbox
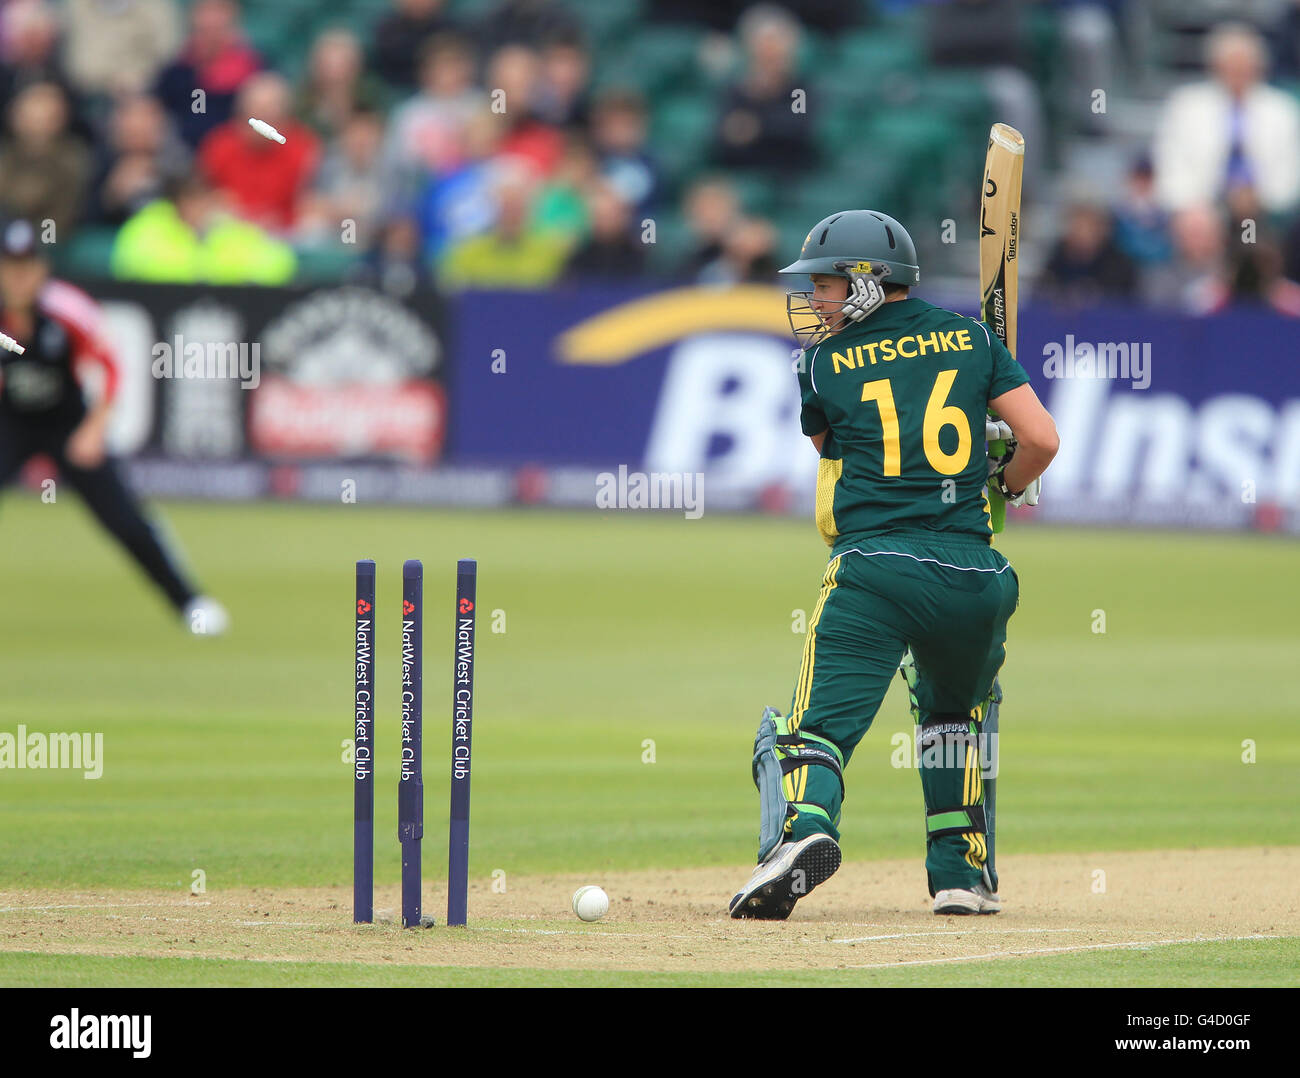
[797,297,1029,546]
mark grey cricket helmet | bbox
[780,210,920,347]
[780,209,920,285]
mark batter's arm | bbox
[988,383,1058,495]
[809,431,827,453]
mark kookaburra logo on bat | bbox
[981,177,997,238]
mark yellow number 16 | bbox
[859,370,971,476]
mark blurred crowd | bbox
[1,0,1300,314]
[1042,18,1300,316]
[0,0,794,292]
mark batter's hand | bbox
[985,419,1014,443]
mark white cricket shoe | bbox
[729,834,841,920]
[933,881,1002,915]
[184,596,230,637]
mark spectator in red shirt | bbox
[198,73,319,231]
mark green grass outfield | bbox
[1,496,1297,985]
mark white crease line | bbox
[833,927,1082,943]
[842,933,1282,969]
[0,902,211,913]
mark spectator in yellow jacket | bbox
[439,165,571,290]
[110,173,296,284]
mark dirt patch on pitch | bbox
[1,847,1295,976]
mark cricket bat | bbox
[979,122,1024,534]
[977,123,1022,896]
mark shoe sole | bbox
[933,889,1002,915]
[729,837,842,920]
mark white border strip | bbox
[833,927,1083,943]
[841,933,1280,969]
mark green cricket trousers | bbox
[782,531,1019,892]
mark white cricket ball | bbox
[571,885,609,922]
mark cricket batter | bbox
[731,211,1057,918]
[0,219,228,634]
